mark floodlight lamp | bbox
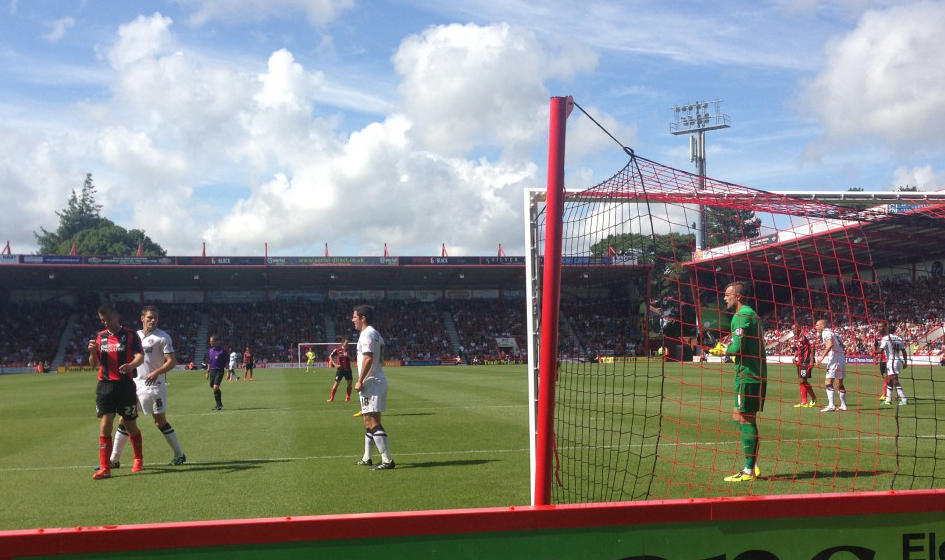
[48,273,55,280]
[330,274,337,279]
[459,273,465,279]
[193,273,199,280]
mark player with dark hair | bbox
[353,305,395,470]
[88,303,145,480]
[205,335,228,411]
[792,322,817,408]
[243,346,255,381]
[105,305,186,468]
[721,281,766,482]
[815,319,847,412]
[327,338,353,402]
[878,321,909,406]
[873,326,888,401]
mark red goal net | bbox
[528,99,945,504]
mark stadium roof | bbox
[0,256,528,292]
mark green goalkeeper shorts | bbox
[735,378,764,415]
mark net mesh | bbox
[535,152,945,502]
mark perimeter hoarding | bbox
[4,491,945,559]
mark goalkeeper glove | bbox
[709,342,727,356]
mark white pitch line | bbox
[0,447,530,473]
[7,431,943,474]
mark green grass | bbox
[553,360,945,502]
[3,361,944,531]
[0,366,531,530]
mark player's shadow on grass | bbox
[386,412,436,417]
[142,459,291,475]
[766,468,891,481]
[396,459,496,469]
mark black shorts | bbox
[335,367,353,382]
[209,369,225,387]
[797,366,811,379]
[879,361,888,375]
[245,363,254,371]
[96,380,138,420]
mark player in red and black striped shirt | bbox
[327,339,353,402]
[792,322,817,408]
[88,303,144,480]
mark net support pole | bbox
[535,95,571,506]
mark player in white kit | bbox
[815,319,847,412]
[878,321,909,406]
[108,306,186,466]
[227,350,240,381]
[352,305,394,470]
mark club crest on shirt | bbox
[734,328,744,336]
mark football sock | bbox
[346,385,351,399]
[826,384,835,406]
[806,384,817,402]
[99,435,113,469]
[886,386,893,400]
[111,425,130,463]
[214,389,222,407]
[159,423,183,456]
[799,384,807,403]
[371,425,392,463]
[363,429,376,462]
[896,384,907,400]
[330,387,337,400]
[839,388,847,407]
[739,423,758,471]
[881,378,888,398]
[130,432,143,461]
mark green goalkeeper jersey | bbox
[727,305,766,383]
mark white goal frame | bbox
[297,342,356,369]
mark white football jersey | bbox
[880,334,906,364]
[136,328,175,384]
[821,328,845,363]
[229,351,239,368]
[357,325,386,382]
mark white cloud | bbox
[890,165,945,191]
[44,17,75,44]
[1,13,606,255]
[801,1,945,150]
[393,22,597,158]
[107,13,174,70]
[183,0,354,28]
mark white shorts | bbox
[886,360,903,376]
[825,361,845,379]
[136,383,168,415]
[358,376,388,414]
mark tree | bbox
[847,187,864,192]
[898,184,920,192]
[34,173,166,256]
[705,206,761,248]
[590,231,696,264]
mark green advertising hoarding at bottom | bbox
[11,507,945,560]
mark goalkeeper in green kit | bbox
[718,280,767,482]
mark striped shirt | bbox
[94,326,143,382]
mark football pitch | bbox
[2,362,942,531]
[0,365,531,531]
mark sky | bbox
[1,0,944,257]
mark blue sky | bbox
[1,0,943,256]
